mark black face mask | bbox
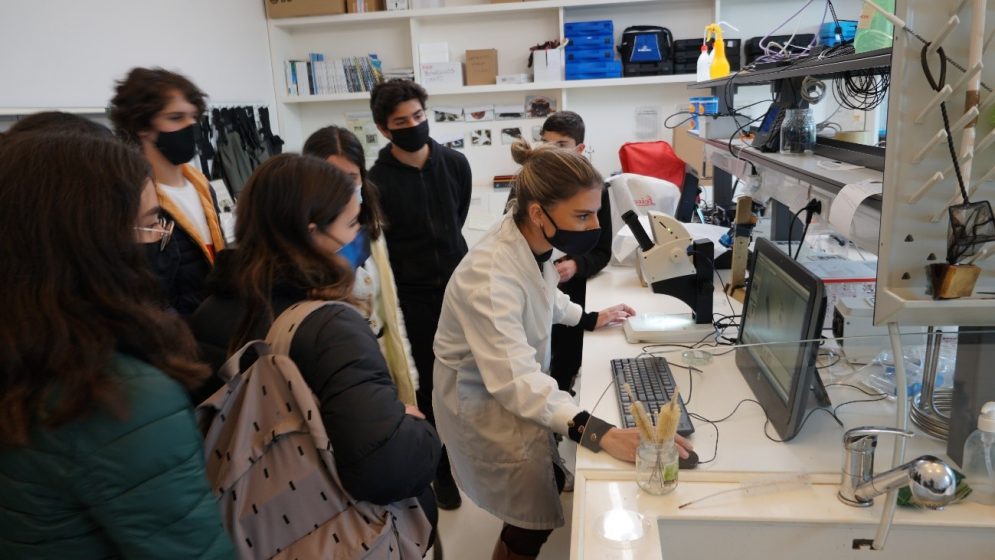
[389,120,430,153]
[154,124,198,165]
[540,206,601,256]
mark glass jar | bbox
[635,440,679,495]
[779,108,816,155]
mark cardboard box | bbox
[672,124,712,180]
[532,48,562,82]
[347,0,384,13]
[265,0,346,18]
[420,62,464,88]
[465,49,498,86]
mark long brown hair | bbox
[302,125,385,240]
[0,133,210,447]
[228,154,359,352]
[508,139,603,224]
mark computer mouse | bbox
[679,450,700,470]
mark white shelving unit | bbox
[265,0,717,183]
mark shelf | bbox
[270,0,659,29]
[703,137,883,196]
[0,106,107,116]
[281,74,696,103]
[688,48,892,90]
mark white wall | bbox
[0,0,275,112]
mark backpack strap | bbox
[266,299,355,356]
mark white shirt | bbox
[159,179,212,246]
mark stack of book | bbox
[285,53,384,96]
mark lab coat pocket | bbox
[456,380,527,463]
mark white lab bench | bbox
[569,265,995,559]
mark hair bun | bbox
[510,138,534,165]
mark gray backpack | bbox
[198,300,432,559]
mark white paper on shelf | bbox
[828,179,883,239]
[418,42,450,64]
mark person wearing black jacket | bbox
[541,112,613,394]
[368,79,471,510]
[188,154,441,544]
[110,68,227,315]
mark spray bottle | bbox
[962,401,995,505]
[704,22,739,80]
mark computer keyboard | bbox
[612,357,695,437]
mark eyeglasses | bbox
[134,217,175,251]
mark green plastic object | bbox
[854,0,896,53]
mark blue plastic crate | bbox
[565,48,614,62]
[565,60,623,80]
[566,34,614,49]
[819,20,857,46]
[565,20,613,37]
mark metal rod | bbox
[874,323,910,550]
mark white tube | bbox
[860,0,907,29]
[950,62,984,94]
[957,0,987,198]
[927,15,960,56]
[915,85,954,124]
[912,129,948,163]
[950,106,981,133]
[907,171,945,203]
[873,323,910,550]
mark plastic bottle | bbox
[962,402,995,506]
[854,0,896,53]
[696,43,713,82]
[706,24,730,80]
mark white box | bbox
[386,0,408,9]
[497,73,531,84]
[419,42,450,64]
[411,0,441,7]
[420,62,463,87]
[532,49,562,82]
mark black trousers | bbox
[549,274,587,393]
[499,463,566,556]
[397,288,453,483]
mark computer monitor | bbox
[735,237,830,441]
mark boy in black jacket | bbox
[540,111,613,394]
[369,79,471,510]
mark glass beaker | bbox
[635,440,679,495]
[780,108,816,155]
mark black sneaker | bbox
[434,477,462,510]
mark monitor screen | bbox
[735,238,829,441]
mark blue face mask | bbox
[336,228,371,270]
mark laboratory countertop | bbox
[569,265,995,560]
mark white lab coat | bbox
[433,213,584,530]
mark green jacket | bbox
[0,353,234,559]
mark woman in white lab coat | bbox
[433,140,693,560]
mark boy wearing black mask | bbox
[110,68,226,315]
[369,79,471,510]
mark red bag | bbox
[618,141,686,190]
